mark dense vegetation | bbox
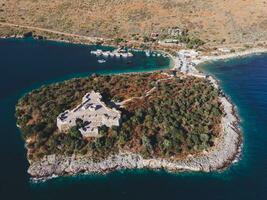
[16,72,223,161]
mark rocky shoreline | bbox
[0,32,100,46]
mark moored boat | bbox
[97,59,106,63]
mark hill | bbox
[1,0,267,46]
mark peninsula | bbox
[16,69,241,180]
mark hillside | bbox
[1,0,267,46]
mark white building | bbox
[167,27,184,37]
[158,39,179,46]
[218,47,231,53]
[178,50,199,58]
[57,91,121,138]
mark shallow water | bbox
[0,39,266,199]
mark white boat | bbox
[114,52,121,58]
[102,51,111,57]
[145,50,151,57]
[91,49,103,56]
[91,48,133,58]
[117,49,127,53]
[127,52,133,57]
[97,59,106,63]
[121,53,128,58]
[109,52,115,57]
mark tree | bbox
[162,139,171,151]
[200,133,209,143]
[69,126,82,139]
[143,36,150,42]
[75,118,84,128]
[114,38,124,44]
[142,135,152,150]
[99,125,109,137]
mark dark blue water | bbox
[0,39,266,200]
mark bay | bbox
[0,38,267,200]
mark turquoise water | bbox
[0,38,266,199]
[200,55,267,199]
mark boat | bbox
[102,51,111,57]
[127,52,133,57]
[121,53,128,58]
[91,48,133,58]
[114,52,121,58]
[97,59,106,63]
[117,48,127,53]
[145,50,151,57]
[120,52,133,58]
[91,49,103,56]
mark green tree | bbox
[114,38,124,44]
[69,126,82,139]
[76,118,84,128]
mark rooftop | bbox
[57,91,121,137]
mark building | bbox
[218,47,231,53]
[158,39,179,46]
[178,50,199,58]
[57,91,121,138]
[167,27,184,37]
[150,32,159,40]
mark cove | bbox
[0,38,267,200]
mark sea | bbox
[0,38,266,200]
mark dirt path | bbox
[2,21,267,50]
[207,40,267,49]
[0,22,104,42]
[117,76,173,106]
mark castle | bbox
[57,91,121,137]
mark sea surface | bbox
[0,39,266,200]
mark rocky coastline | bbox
[0,31,100,46]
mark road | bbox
[0,22,104,42]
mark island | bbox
[16,71,241,180]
